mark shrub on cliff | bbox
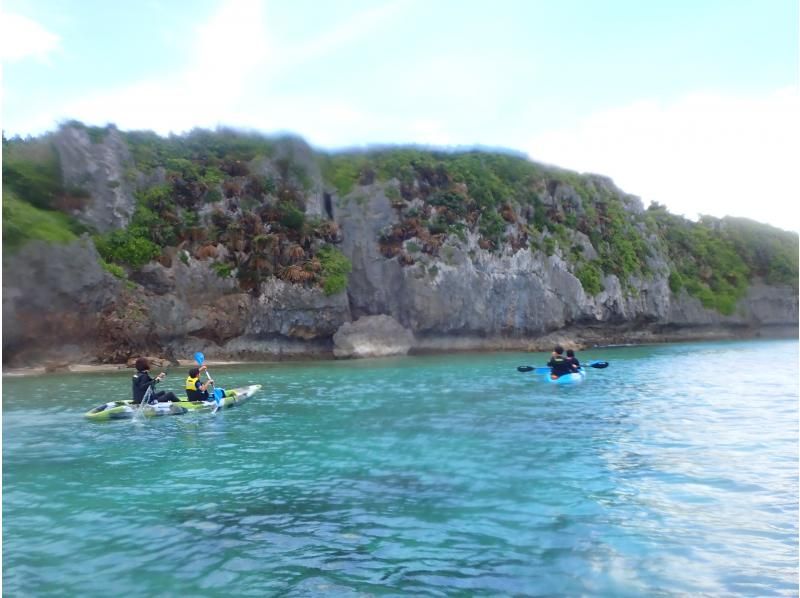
[92,185,176,267]
[647,206,752,315]
[2,136,64,210]
[718,216,798,289]
[278,201,305,231]
[576,262,604,296]
[318,245,352,295]
[94,229,160,268]
[2,192,79,253]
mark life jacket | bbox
[185,375,207,401]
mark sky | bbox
[1,0,798,231]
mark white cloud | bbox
[187,0,270,87]
[526,88,800,231]
[45,0,407,137]
[0,12,60,63]
[47,0,269,134]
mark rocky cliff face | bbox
[3,237,122,363]
[53,126,138,233]
[330,182,796,351]
[2,126,797,366]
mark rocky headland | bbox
[3,123,797,370]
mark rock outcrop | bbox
[333,315,414,358]
[2,237,122,364]
[53,126,137,233]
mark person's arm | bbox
[197,365,213,392]
[143,372,166,390]
[133,372,161,402]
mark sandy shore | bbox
[2,360,254,377]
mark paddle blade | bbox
[589,361,609,369]
[518,365,551,374]
[214,388,224,400]
[194,352,205,365]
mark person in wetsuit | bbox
[566,349,581,371]
[131,357,179,404]
[547,345,574,380]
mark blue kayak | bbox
[543,370,586,385]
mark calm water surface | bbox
[3,340,798,596]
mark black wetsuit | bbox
[131,371,178,404]
[547,355,573,378]
[566,357,581,370]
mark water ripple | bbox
[3,340,798,596]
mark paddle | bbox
[194,352,223,413]
[517,360,609,373]
[134,371,164,421]
[134,384,153,421]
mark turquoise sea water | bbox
[3,339,798,596]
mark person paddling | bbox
[547,345,573,380]
[186,363,232,404]
[566,349,581,371]
[132,357,179,404]
[185,365,215,402]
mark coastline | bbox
[1,360,254,378]
[3,325,796,378]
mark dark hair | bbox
[135,357,150,372]
[566,349,575,357]
[553,345,564,355]
[189,367,200,378]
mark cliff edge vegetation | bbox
[2,123,797,365]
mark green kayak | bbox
[84,384,262,421]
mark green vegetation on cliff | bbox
[2,192,79,252]
[2,136,64,210]
[2,136,86,254]
[324,147,651,285]
[90,126,349,293]
[318,245,352,295]
[645,204,798,314]
[3,125,796,314]
[323,146,797,309]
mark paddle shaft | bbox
[194,353,224,411]
[199,362,221,407]
[517,360,608,373]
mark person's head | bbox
[553,345,564,355]
[189,367,200,378]
[566,349,575,357]
[135,357,150,372]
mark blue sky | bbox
[2,0,798,230]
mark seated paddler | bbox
[546,345,574,380]
[185,365,216,402]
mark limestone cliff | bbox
[2,124,797,365]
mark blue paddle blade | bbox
[517,365,551,374]
[214,388,224,400]
[194,352,205,365]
